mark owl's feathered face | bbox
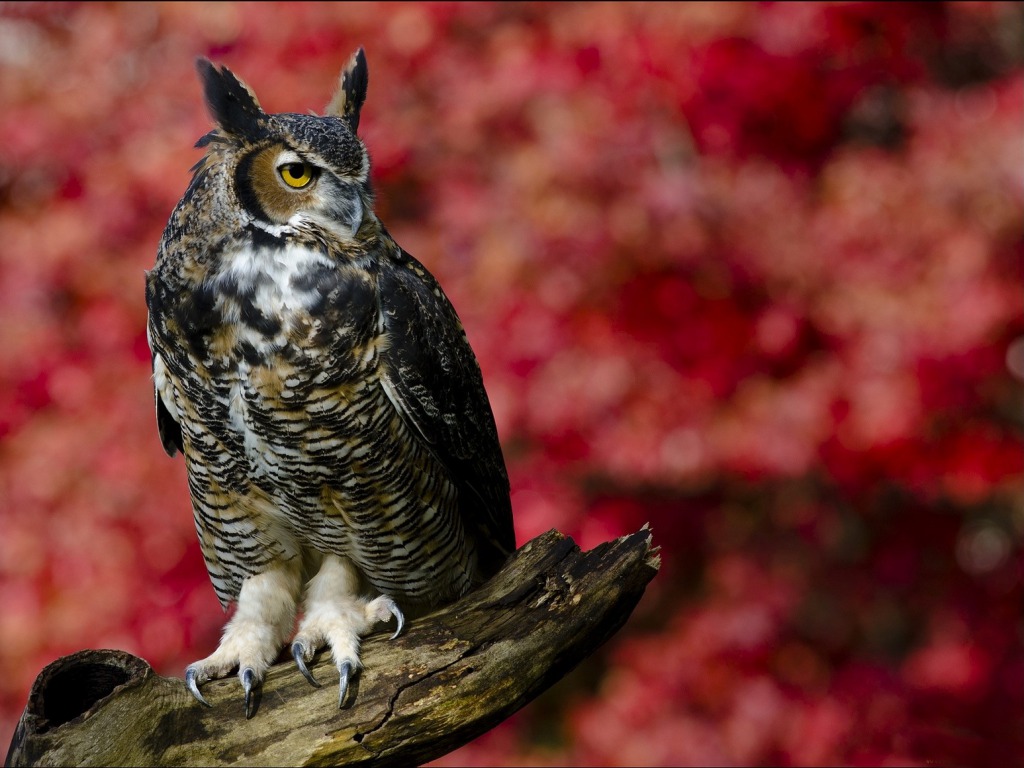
[187,50,372,243]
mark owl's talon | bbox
[338,661,354,708]
[185,666,211,707]
[390,606,405,640]
[292,641,321,688]
[367,595,405,639]
[242,667,257,719]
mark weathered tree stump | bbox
[6,527,660,767]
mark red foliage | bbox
[1,3,1021,765]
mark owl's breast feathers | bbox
[146,230,514,600]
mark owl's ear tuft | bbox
[196,58,266,137]
[325,47,368,132]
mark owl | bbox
[145,49,515,717]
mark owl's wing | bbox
[377,249,515,576]
[155,389,184,457]
[147,319,184,458]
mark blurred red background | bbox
[1,2,1022,765]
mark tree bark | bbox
[6,527,660,767]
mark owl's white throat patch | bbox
[214,244,335,483]
[217,244,333,321]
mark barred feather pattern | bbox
[148,234,478,610]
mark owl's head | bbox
[192,49,372,240]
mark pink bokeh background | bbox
[1,3,1022,765]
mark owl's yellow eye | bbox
[278,161,316,189]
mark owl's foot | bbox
[292,594,404,707]
[185,658,266,719]
[183,565,301,718]
[291,555,404,707]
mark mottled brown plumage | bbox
[145,49,514,716]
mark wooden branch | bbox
[6,527,660,767]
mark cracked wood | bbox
[5,527,660,768]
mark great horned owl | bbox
[145,49,515,717]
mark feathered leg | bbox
[291,554,404,707]
[185,560,302,718]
